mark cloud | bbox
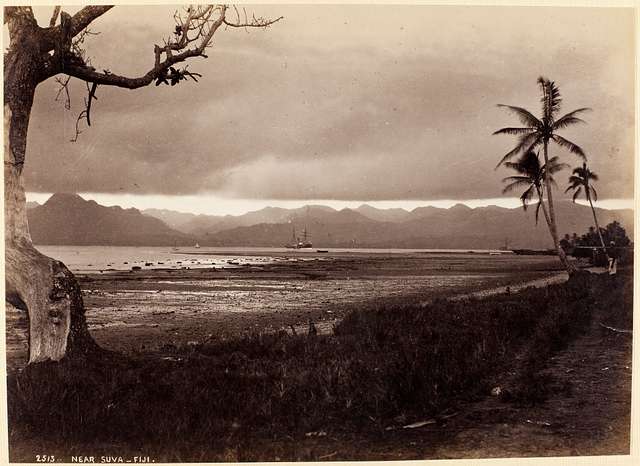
[22,4,634,201]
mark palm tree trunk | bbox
[535,186,552,228]
[542,140,576,275]
[587,192,607,252]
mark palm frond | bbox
[571,167,585,177]
[590,185,598,202]
[571,186,583,202]
[503,161,520,170]
[547,163,569,175]
[495,132,541,168]
[544,156,569,175]
[520,185,535,210]
[493,127,536,136]
[502,175,531,182]
[565,180,581,193]
[496,104,542,128]
[502,178,533,194]
[552,107,591,130]
[552,134,586,159]
[552,116,586,130]
[534,199,543,225]
[538,77,562,121]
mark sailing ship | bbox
[285,226,312,249]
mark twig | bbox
[54,76,71,109]
[85,82,98,126]
[599,323,632,334]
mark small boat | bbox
[316,249,328,253]
[194,243,200,249]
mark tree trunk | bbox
[535,186,552,229]
[587,192,607,252]
[542,141,576,275]
[536,186,569,259]
[5,28,98,364]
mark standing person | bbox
[607,241,618,277]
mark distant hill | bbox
[142,208,198,230]
[29,193,194,246]
[200,201,633,249]
[355,204,412,223]
[146,204,353,236]
[30,194,633,249]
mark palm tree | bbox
[502,150,568,229]
[565,162,607,252]
[494,77,590,274]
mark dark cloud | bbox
[23,5,634,201]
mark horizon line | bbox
[25,192,634,217]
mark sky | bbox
[19,3,636,215]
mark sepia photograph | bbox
[2,1,636,463]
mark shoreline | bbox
[7,253,567,368]
[7,270,631,461]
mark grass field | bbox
[6,268,632,461]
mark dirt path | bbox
[420,271,568,306]
[216,271,632,461]
[431,292,632,458]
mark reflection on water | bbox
[36,245,510,272]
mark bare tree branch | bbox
[68,6,114,38]
[85,81,98,126]
[40,5,113,52]
[223,8,283,29]
[58,4,282,90]
[70,82,99,142]
[50,6,61,27]
[43,4,282,142]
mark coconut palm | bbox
[494,77,590,274]
[565,163,607,252]
[502,150,568,228]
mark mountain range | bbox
[27,193,194,246]
[27,193,634,249]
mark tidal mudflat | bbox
[75,251,563,354]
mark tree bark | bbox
[535,186,552,229]
[542,140,576,275]
[587,192,607,251]
[4,14,98,365]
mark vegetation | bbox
[502,149,567,225]
[494,77,590,274]
[9,271,629,462]
[562,221,632,265]
[565,162,606,251]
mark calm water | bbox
[36,245,512,272]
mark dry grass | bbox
[7,270,630,461]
